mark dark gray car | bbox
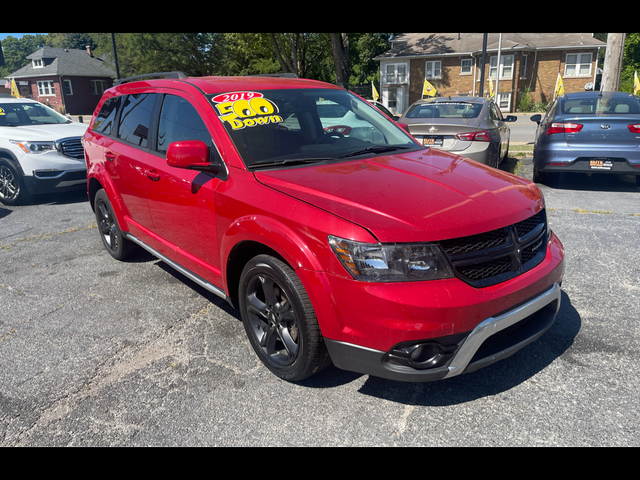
[530,91,640,185]
[398,96,516,168]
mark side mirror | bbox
[530,114,542,124]
[505,115,517,122]
[166,140,220,174]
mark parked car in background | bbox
[530,91,640,185]
[0,97,88,205]
[398,96,516,168]
[84,72,564,383]
[367,99,400,121]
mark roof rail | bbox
[250,73,298,78]
[114,71,188,86]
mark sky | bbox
[0,33,46,41]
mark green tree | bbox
[1,34,49,74]
[46,33,98,51]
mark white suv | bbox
[0,96,89,205]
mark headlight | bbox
[328,235,454,282]
[10,140,56,154]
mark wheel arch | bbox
[225,240,288,309]
[0,149,26,175]
[220,215,328,310]
[86,171,131,233]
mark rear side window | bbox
[117,93,157,148]
[156,95,211,154]
[93,97,121,135]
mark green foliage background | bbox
[0,33,396,93]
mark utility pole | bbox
[601,33,626,92]
[111,33,121,81]
[478,33,488,97]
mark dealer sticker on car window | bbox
[210,92,284,131]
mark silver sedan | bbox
[398,96,516,168]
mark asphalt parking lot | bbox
[1,155,639,446]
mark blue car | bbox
[530,91,640,185]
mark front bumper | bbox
[297,230,564,382]
[324,283,560,382]
[23,168,87,195]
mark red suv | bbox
[83,72,565,382]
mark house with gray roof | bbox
[7,45,116,115]
[374,33,606,115]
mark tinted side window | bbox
[117,93,157,148]
[157,95,211,154]
[93,97,121,135]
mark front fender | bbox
[220,213,326,277]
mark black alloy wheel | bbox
[94,189,136,260]
[239,255,331,381]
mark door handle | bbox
[145,169,161,181]
[105,151,115,162]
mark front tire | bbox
[0,159,30,206]
[238,255,331,381]
[94,189,136,260]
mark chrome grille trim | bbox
[55,136,84,160]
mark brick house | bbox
[6,46,116,115]
[374,33,606,115]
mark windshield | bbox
[0,102,70,126]
[405,102,483,119]
[207,88,421,168]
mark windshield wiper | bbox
[248,157,335,170]
[339,145,414,159]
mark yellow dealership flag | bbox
[10,79,20,98]
[488,77,495,98]
[555,73,564,98]
[372,81,379,101]
[422,79,436,98]
[634,71,639,96]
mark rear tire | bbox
[94,189,137,260]
[533,164,547,184]
[238,254,331,382]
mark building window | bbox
[63,79,73,95]
[490,55,514,79]
[37,81,55,96]
[91,80,108,96]
[497,93,511,112]
[385,63,407,84]
[388,88,397,108]
[32,59,43,68]
[565,53,592,76]
[461,58,472,75]
[425,60,441,79]
[520,55,528,78]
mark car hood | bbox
[0,122,89,141]
[254,148,543,243]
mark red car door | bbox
[143,92,225,286]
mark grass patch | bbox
[573,208,612,214]
[509,144,534,157]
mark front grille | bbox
[56,137,84,160]
[439,209,548,287]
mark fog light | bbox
[387,341,458,370]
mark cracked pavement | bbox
[1,164,639,446]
